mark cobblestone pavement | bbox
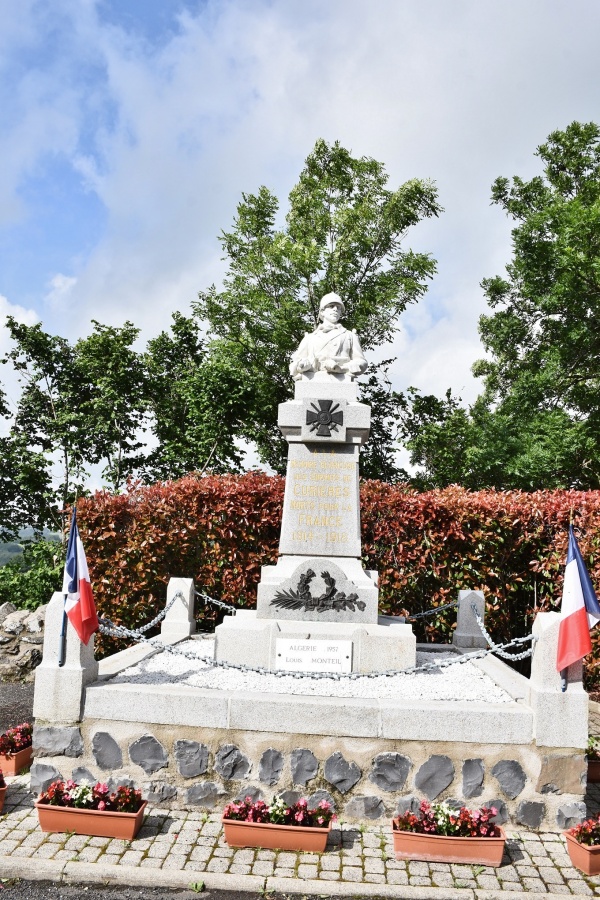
[2,777,600,899]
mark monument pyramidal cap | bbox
[214,293,416,674]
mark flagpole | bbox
[58,505,76,668]
[58,598,68,667]
[560,667,567,692]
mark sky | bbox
[1,0,599,460]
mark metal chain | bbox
[195,589,238,616]
[98,611,536,680]
[470,602,536,661]
[98,590,183,639]
[404,598,459,621]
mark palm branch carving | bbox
[271,569,366,613]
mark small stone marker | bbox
[275,638,352,673]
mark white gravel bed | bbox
[108,638,514,703]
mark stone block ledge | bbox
[83,682,533,744]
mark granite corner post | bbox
[529,611,588,749]
[160,577,196,642]
[33,591,98,726]
[452,590,487,650]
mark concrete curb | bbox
[0,858,67,881]
[62,862,265,892]
[267,878,476,898]
[0,856,596,900]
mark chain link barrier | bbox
[98,591,536,680]
[470,602,536,661]
[401,597,459,622]
[195,589,238,615]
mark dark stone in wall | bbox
[30,763,62,794]
[215,744,251,780]
[278,789,302,806]
[234,785,264,802]
[491,760,526,799]
[108,777,136,791]
[414,755,455,800]
[395,796,420,817]
[556,802,587,829]
[147,781,177,803]
[187,781,224,808]
[344,795,386,819]
[71,767,95,784]
[369,753,410,792]
[92,732,123,770]
[33,726,83,758]
[324,752,361,794]
[291,748,318,785]
[129,734,168,775]
[516,800,545,829]
[174,740,208,778]
[259,748,284,786]
[485,798,508,825]
[462,758,484,798]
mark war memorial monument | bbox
[30,293,590,830]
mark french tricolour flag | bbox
[556,525,600,671]
[62,510,98,645]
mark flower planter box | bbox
[35,801,147,840]
[222,816,331,851]
[0,746,32,776]
[392,825,506,866]
[564,831,600,875]
[588,760,600,783]
[0,786,6,814]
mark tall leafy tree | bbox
[3,318,94,531]
[195,138,442,471]
[1,318,150,534]
[0,384,53,540]
[143,313,252,480]
[473,121,600,488]
[75,321,149,491]
[398,122,600,491]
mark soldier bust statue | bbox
[289,292,368,381]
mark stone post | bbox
[160,578,196,642]
[529,611,588,748]
[33,592,99,724]
[452,590,488,649]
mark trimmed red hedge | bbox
[76,475,600,684]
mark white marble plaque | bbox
[275,639,353,673]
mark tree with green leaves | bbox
[143,312,252,480]
[1,318,150,536]
[2,318,94,533]
[195,138,442,472]
[75,320,149,491]
[473,121,600,489]
[399,122,600,491]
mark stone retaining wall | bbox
[0,602,46,682]
[29,721,587,831]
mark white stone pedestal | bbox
[215,370,416,673]
[215,609,416,673]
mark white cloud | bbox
[0,294,39,429]
[1,0,599,410]
[44,274,78,312]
